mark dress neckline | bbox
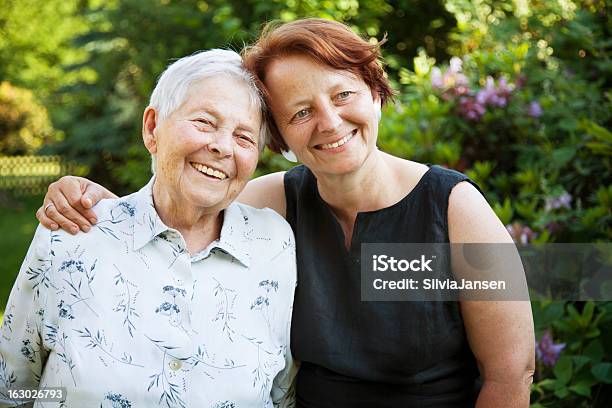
[313,164,435,217]
[311,165,435,253]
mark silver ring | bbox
[44,202,55,214]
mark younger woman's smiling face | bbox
[264,54,381,177]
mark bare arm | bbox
[237,171,287,218]
[448,181,535,408]
[37,171,287,233]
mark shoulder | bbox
[90,191,139,219]
[238,171,287,217]
[448,181,512,243]
[426,164,473,186]
[52,193,139,250]
[232,202,294,240]
[229,203,297,283]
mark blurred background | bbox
[0,0,610,405]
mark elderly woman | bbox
[1,50,296,407]
[37,19,534,407]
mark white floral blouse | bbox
[0,178,297,408]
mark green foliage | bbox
[382,1,611,405]
[388,0,611,243]
[531,301,612,406]
[0,194,41,308]
[0,0,455,193]
[0,0,610,404]
[0,82,58,155]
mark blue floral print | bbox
[0,178,297,407]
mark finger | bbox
[43,201,81,235]
[80,185,106,223]
[81,182,117,222]
[36,206,59,230]
[52,194,93,233]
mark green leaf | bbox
[492,197,513,225]
[581,119,612,142]
[554,385,569,399]
[551,147,577,167]
[569,382,592,397]
[581,301,595,327]
[572,355,591,371]
[553,356,573,385]
[584,340,604,363]
[592,363,612,384]
[537,378,557,390]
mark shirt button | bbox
[169,360,182,371]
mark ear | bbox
[142,107,159,155]
[372,91,382,111]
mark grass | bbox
[0,193,43,314]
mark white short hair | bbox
[148,49,268,173]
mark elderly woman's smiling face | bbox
[144,75,261,214]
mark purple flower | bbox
[545,191,572,212]
[535,330,566,367]
[505,222,536,245]
[528,101,543,118]
[458,96,486,121]
[475,76,514,108]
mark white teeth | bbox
[190,162,227,180]
[320,132,355,150]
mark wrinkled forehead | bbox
[182,76,262,121]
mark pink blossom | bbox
[458,96,486,121]
[449,57,463,73]
[430,67,444,89]
[476,76,514,108]
[430,58,470,97]
[506,222,536,245]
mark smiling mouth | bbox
[316,129,357,150]
[190,162,228,180]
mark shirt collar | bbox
[130,177,251,267]
[211,202,251,268]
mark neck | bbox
[316,150,396,218]
[153,181,222,254]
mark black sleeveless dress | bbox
[284,164,482,408]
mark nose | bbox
[316,102,342,134]
[207,130,233,157]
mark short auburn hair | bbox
[242,18,395,153]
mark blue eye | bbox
[294,109,310,120]
[336,91,353,100]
